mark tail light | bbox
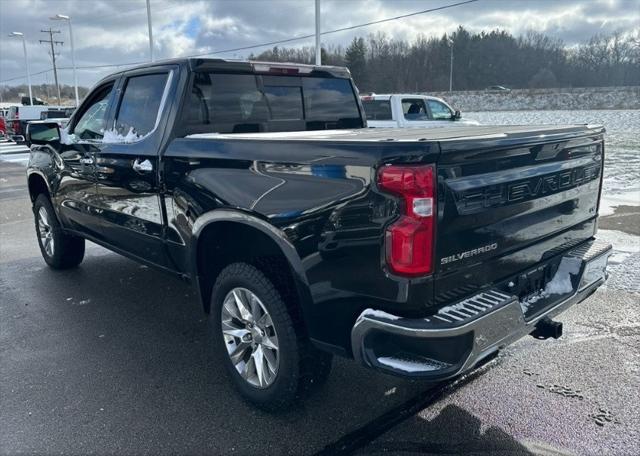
[378,164,436,277]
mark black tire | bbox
[33,194,85,269]
[211,262,332,411]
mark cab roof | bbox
[98,58,351,84]
[360,93,448,102]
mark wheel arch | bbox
[27,171,51,202]
[191,209,312,332]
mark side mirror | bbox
[26,122,60,147]
[453,110,462,120]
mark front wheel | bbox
[33,194,85,269]
[211,262,332,411]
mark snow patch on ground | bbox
[597,229,640,265]
[600,192,640,217]
[377,356,449,373]
[597,229,640,293]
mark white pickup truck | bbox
[361,93,479,128]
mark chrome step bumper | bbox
[351,239,612,379]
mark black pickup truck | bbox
[25,58,612,410]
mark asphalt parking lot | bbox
[1,158,639,455]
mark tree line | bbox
[250,27,640,93]
[2,26,638,102]
[0,84,89,105]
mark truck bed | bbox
[186,124,604,145]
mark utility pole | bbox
[40,28,63,105]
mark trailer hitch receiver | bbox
[531,317,563,340]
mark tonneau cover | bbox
[186,124,605,144]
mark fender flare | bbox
[190,209,312,315]
[26,169,65,226]
[26,169,53,201]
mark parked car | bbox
[21,96,45,105]
[0,107,10,138]
[5,104,69,138]
[26,58,611,410]
[361,93,479,128]
[39,108,74,128]
[485,85,511,93]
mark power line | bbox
[0,61,147,84]
[0,69,52,83]
[183,0,479,58]
[0,0,478,84]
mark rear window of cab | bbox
[179,73,363,135]
[361,99,392,121]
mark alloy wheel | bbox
[37,207,55,257]
[221,287,280,388]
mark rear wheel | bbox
[33,194,85,269]
[211,262,332,411]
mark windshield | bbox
[179,73,363,135]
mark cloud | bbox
[1,0,638,87]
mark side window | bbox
[73,83,114,140]
[427,100,453,120]
[181,73,269,135]
[113,73,168,140]
[402,99,428,121]
[362,100,392,120]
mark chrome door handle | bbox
[132,158,153,173]
[79,157,94,165]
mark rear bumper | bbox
[351,239,612,379]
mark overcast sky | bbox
[1,0,638,88]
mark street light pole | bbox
[9,32,33,105]
[315,0,321,66]
[51,14,79,106]
[448,38,454,93]
[146,0,154,62]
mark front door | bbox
[92,70,173,269]
[55,81,117,241]
[400,98,455,128]
[425,99,457,126]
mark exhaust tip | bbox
[531,317,563,340]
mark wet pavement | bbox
[1,160,639,455]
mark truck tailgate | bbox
[434,125,605,302]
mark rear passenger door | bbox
[92,68,174,268]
